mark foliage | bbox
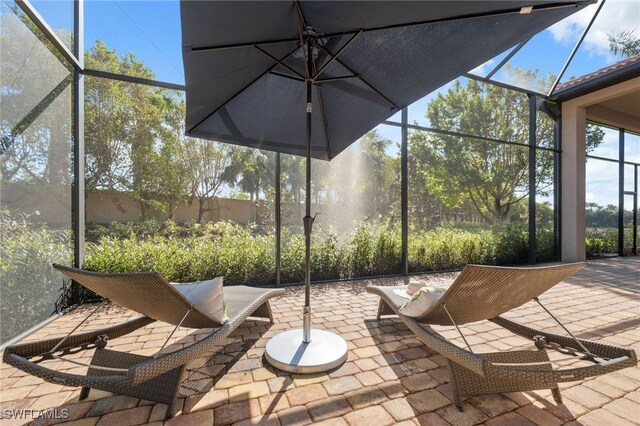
[586,228,619,257]
[0,210,71,343]
[408,227,492,271]
[607,30,640,58]
[182,139,234,222]
[85,221,275,285]
[85,41,192,218]
[0,5,73,188]
[586,203,636,228]
[410,70,604,224]
[83,220,559,287]
[223,148,275,202]
[417,72,539,221]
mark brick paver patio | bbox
[1,257,639,425]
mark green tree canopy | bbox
[84,41,193,218]
[410,69,604,224]
[608,30,640,58]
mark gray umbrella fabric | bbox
[180,0,592,372]
[181,0,592,160]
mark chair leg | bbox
[165,399,178,420]
[377,299,395,320]
[251,301,274,322]
[552,386,563,404]
[79,387,91,400]
[164,365,187,419]
[446,360,464,411]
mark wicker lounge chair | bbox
[3,265,285,418]
[367,263,636,410]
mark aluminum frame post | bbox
[275,153,282,286]
[618,129,625,256]
[72,0,85,304]
[528,94,537,264]
[634,165,638,255]
[401,107,409,275]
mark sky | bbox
[21,0,640,206]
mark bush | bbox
[536,225,556,262]
[491,223,528,265]
[343,224,401,278]
[0,209,72,343]
[408,227,492,271]
[586,228,618,257]
[84,219,562,286]
[85,221,275,286]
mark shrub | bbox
[342,223,401,278]
[0,209,71,343]
[83,219,566,287]
[85,221,276,286]
[536,225,556,261]
[491,223,528,265]
[585,228,618,257]
[408,227,492,271]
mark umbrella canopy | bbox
[181,0,592,160]
[180,0,592,373]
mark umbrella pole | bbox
[302,39,314,344]
[263,37,347,374]
[303,89,313,343]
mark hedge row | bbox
[82,220,556,285]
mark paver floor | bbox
[1,257,639,425]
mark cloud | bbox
[470,58,496,76]
[547,0,640,60]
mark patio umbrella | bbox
[180,0,592,373]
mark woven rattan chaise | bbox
[3,265,285,419]
[367,262,636,410]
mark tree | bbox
[84,41,192,218]
[1,5,73,188]
[358,130,399,220]
[182,139,233,222]
[411,67,604,223]
[222,148,274,202]
[281,155,305,204]
[608,30,640,58]
[157,95,190,219]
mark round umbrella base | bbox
[265,328,348,374]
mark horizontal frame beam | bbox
[83,69,186,91]
[463,73,547,98]
[382,120,561,153]
[586,154,640,167]
[16,0,82,70]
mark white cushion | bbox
[172,277,228,324]
[407,282,427,295]
[399,286,447,318]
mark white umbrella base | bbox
[265,328,348,374]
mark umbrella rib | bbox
[310,2,584,41]
[313,30,362,80]
[293,0,310,78]
[191,37,299,53]
[187,47,301,134]
[315,75,360,84]
[316,44,398,111]
[269,71,305,83]
[254,45,306,80]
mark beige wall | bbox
[1,183,71,226]
[560,76,640,262]
[1,184,269,225]
[1,183,328,227]
[85,191,267,224]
